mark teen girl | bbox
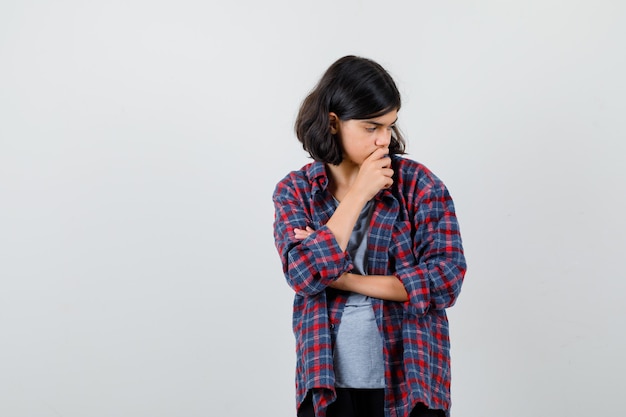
[273,55,466,417]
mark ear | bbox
[328,112,339,135]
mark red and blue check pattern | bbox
[273,156,466,417]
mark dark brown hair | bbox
[295,55,406,165]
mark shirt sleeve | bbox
[394,179,466,313]
[272,176,352,296]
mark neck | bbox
[326,161,360,200]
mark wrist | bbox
[331,272,352,291]
[343,189,370,207]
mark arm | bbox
[394,180,466,312]
[332,272,408,302]
[273,178,350,296]
[324,147,395,251]
[293,228,409,302]
[274,150,395,296]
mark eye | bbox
[366,126,377,132]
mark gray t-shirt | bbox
[333,200,385,389]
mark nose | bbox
[376,130,392,148]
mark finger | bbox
[374,151,392,168]
[293,227,313,240]
[366,148,388,162]
[382,168,394,177]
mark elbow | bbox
[285,274,326,296]
[402,258,466,312]
[283,245,349,296]
[431,278,463,309]
[283,259,329,297]
[431,262,466,310]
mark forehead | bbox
[359,110,398,125]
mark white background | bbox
[1,1,625,416]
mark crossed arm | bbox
[293,226,408,302]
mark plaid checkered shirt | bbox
[273,156,466,417]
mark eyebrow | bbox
[363,118,398,126]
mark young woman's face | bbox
[331,109,398,166]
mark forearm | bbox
[325,191,369,251]
[273,184,351,295]
[283,226,351,295]
[398,181,466,312]
[405,258,465,310]
[329,272,408,302]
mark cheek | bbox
[343,138,364,154]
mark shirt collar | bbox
[308,161,329,195]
